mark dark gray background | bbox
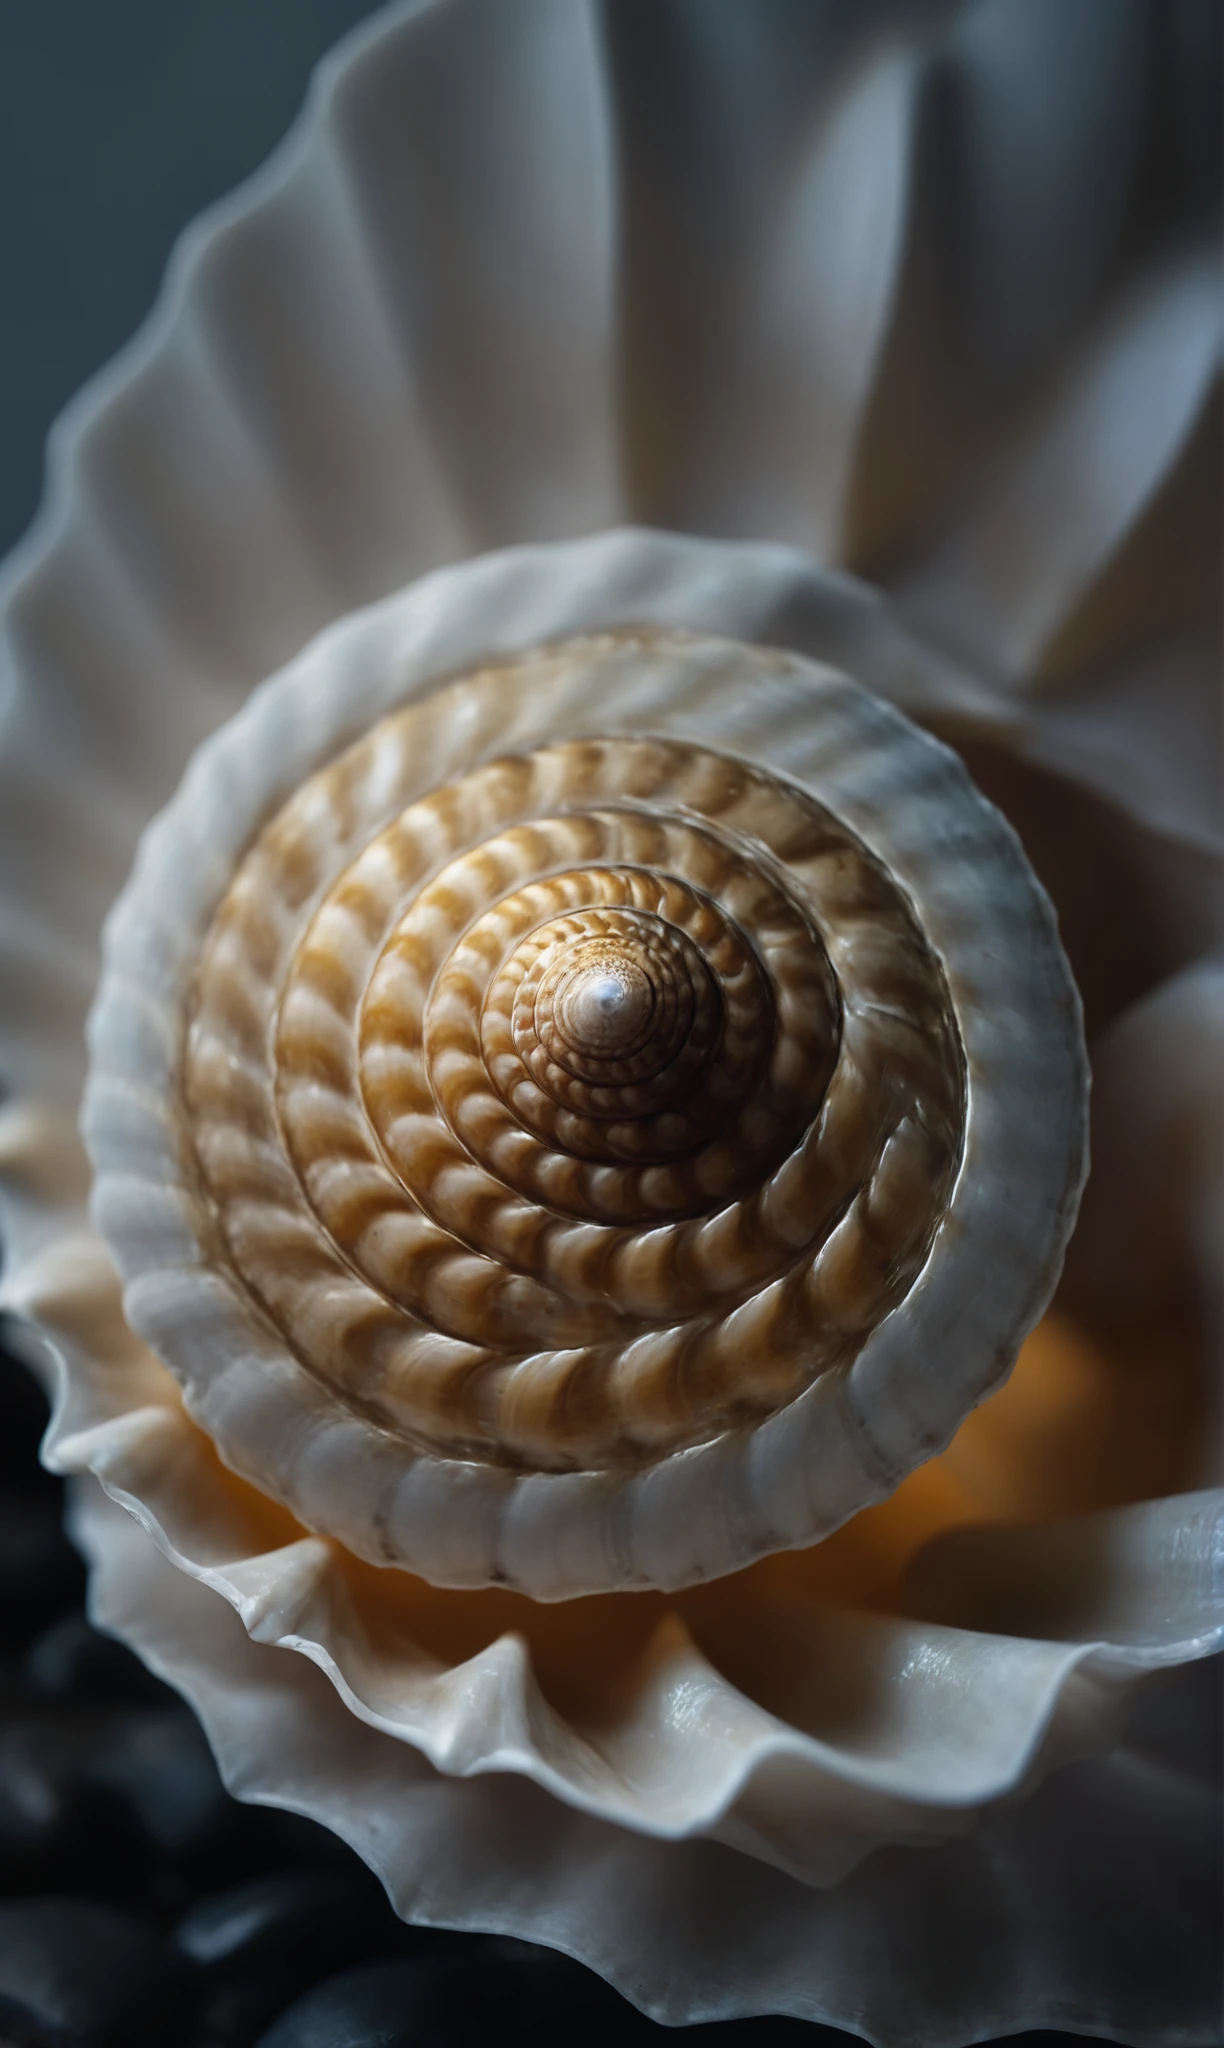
[3,0,1218,571]
[0,0,379,564]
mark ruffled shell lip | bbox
[71,1474,1224,2046]
[39,1330,1224,1877]
[8,1187,1219,1889]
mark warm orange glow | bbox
[733,1305,1212,1615]
[200,1304,1209,1724]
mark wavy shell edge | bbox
[82,531,1089,1598]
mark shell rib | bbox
[84,556,1088,1598]
[188,714,963,1471]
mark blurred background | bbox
[0,0,376,564]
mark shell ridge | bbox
[80,537,1087,1596]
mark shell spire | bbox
[84,569,1087,1599]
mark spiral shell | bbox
[85,553,1087,1597]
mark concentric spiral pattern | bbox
[181,634,965,1474]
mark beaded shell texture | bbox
[85,612,1085,1599]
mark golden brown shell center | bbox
[553,949,656,1060]
[183,702,966,1474]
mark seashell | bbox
[0,1,1220,2039]
[83,577,1085,1599]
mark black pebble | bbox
[221,1803,371,1876]
[174,1866,399,2043]
[480,1936,661,2036]
[21,1613,174,1708]
[687,2022,850,2043]
[0,1344,53,1455]
[254,1951,521,2048]
[82,1704,237,1872]
[0,1493,85,1643]
[0,1696,238,1897]
[175,1868,391,1975]
[0,1711,149,1896]
[0,1714,95,1892]
[0,1897,173,2045]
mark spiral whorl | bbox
[544,934,663,1062]
[180,638,966,1475]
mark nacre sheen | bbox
[84,586,1087,1598]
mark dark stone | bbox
[253,1952,518,2048]
[192,1973,303,2048]
[0,1697,243,1895]
[688,2022,848,2042]
[175,1866,392,1975]
[0,1713,146,1895]
[0,1897,175,2045]
[0,1718,75,1891]
[21,1613,173,1709]
[480,1936,657,2032]
[173,1867,398,2040]
[82,1705,236,1872]
[992,2038,1143,2048]
[0,1492,84,1643]
[220,1803,369,1878]
[0,1346,52,1454]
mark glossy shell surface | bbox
[83,562,1085,1597]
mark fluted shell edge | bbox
[82,532,1088,1598]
